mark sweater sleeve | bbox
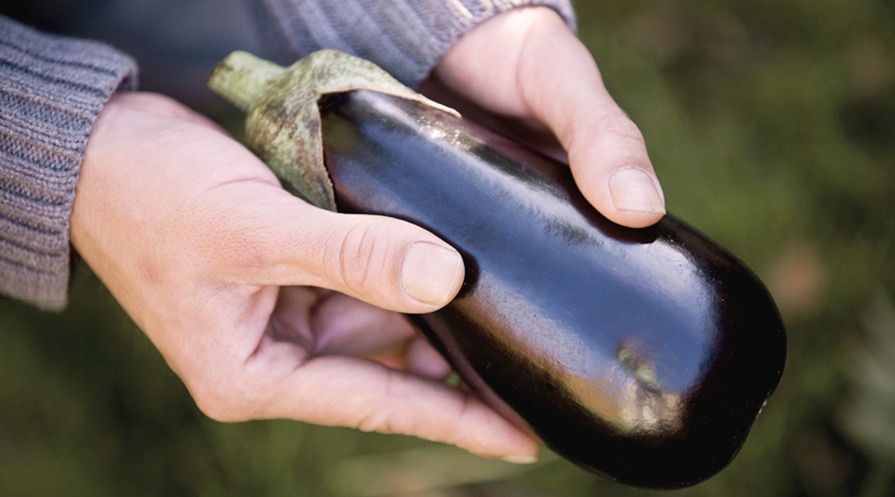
[0,15,137,310]
[249,0,576,87]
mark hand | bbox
[426,7,665,228]
[71,92,539,462]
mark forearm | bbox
[0,15,137,310]
[248,0,576,87]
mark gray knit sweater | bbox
[0,0,574,310]
[0,16,137,310]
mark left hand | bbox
[425,6,665,229]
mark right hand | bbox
[71,92,541,462]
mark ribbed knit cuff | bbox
[0,16,137,310]
[253,0,576,87]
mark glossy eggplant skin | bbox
[318,90,786,489]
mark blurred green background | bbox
[2,0,894,495]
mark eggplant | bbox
[208,51,787,489]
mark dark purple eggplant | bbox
[208,51,786,489]
[317,90,786,489]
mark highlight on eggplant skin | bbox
[316,90,787,489]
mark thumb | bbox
[315,212,467,312]
[230,191,465,313]
[433,8,666,228]
[515,14,666,228]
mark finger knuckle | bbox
[597,110,646,145]
[329,220,393,292]
[355,373,404,434]
[357,410,396,434]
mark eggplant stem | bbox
[207,51,285,113]
[208,49,459,211]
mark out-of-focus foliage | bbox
[1,0,893,495]
[838,296,895,497]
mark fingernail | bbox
[502,455,539,464]
[609,168,666,214]
[401,242,464,306]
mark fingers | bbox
[515,14,665,228]
[432,7,665,228]
[249,356,540,462]
[308,291,418,356]
[218,188,465,314]
[404,336,453,381]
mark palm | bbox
[259,286,441,382]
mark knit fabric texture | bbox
[252,0,576,87]
[0,15,137,310]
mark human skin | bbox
[70,7,663,462]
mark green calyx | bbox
[207,50,459,210]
